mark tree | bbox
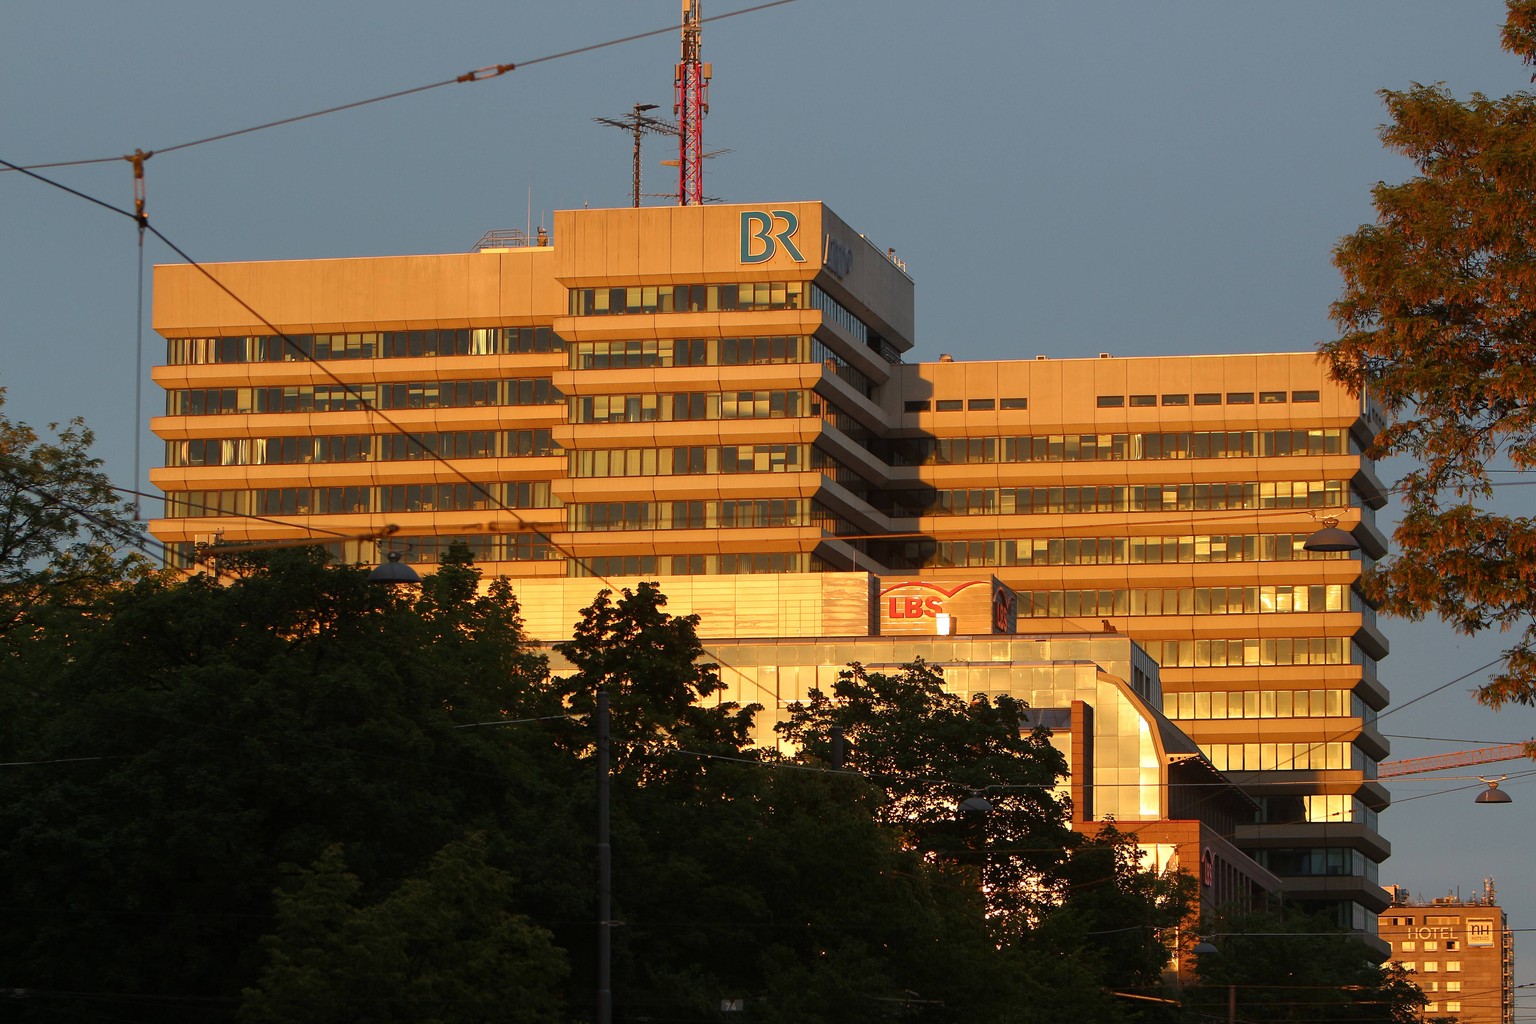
[1186,907,1430,1023]
[0,390,145,636]
[776,659,1078,941]
[240,835,568,1024]
[0,549,554,1024]
[1319,0,1536,705]
[553,581,760,780]
[774,658,1194,1016]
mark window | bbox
[1446,982,1461,992]
[1227,392,1254,404]
[967,398,995,411]
[1400,962,1416,972]
[1293,389,1320,402]
[1423,941,1438,951]
[935,399,963,411]
[1097,395,1125,408]
[1260,390,1286,404]
[1399,941,1416,951]
[1130,394,1156,407]
[1000,397,1028,409]
[1195,392,1221,405]
[903,400,931,412]
[1446,961,1461,972]
[1162,393,1189,406]
[1423,962,1438,973]
[1446,1002,1460,1013]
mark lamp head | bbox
[369,550,422,584]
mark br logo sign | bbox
[739,210,805,264]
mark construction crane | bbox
[674,0,711,205]
[1379,742,1534,803]
[1377,742,1534,778]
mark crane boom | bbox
[1377,742,1534,778]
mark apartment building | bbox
[149,200,1390,933]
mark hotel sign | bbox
[878,578,1018,636]
[1468,919,1496,947]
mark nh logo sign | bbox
[739,210,805,264]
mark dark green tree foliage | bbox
[2,557,1189,1024]
[1037,825,1195,997]
[1187,908,1430,1023]
[775,661,1193,1020]
[0,548,556,1024]
[0,391,145,637]
[554,581,760,778]
[776,660,1076,939]
[239,835,567,1024]
[1320,0,1536,705]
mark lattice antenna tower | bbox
[674,0,711,205]
[593,102,678,208]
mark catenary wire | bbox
[1,1,800,173]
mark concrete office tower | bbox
[1381,881,1513,1024]
[150,201,1390,937]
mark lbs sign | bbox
[878,579,1018,636]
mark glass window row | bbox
[571,551,824,578]
[1147,636,1357,668]
[570,281,806,316]
[167,532,556,571]
[1021,584,1353,618]
[1097,390,1322,409]
[572,389,812,423]
[164,480,560,518]
[903,398,1029,412]
[164,429,559,468]
[889,428,1349,465]
[1162,687,1363,721]
[875,532,1354,570]
[569,498,841,533]
[168,379,562,416]
[1200,741,1365,772]
[569,336,874,396]
[165,327,562,365]
[570,443,834,478]
[1254,847,1376,880]
[1257,794,1378,830]
[808,285,898,363]
[892,479,1352,517]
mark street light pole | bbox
[597,691,612,1024]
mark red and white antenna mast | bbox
[674,0,710,205]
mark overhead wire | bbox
[0,0,799,173]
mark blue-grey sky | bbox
[4,0,1533,986]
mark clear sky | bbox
[4,0,1534,990]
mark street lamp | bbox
[1303,515,1359,553]
[1476,776,1514,803]
[368,549,421,584]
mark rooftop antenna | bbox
[593,103,677,208]
[674,0,711,205]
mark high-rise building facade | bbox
[149,201,1391,934]
[1381,882,1513,1024]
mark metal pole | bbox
[597,691,612,1024]
[1228,982,1236,1024]
[630,114,642,208]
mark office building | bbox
[1381,881,1513,1024]
[149,200,1391,934]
